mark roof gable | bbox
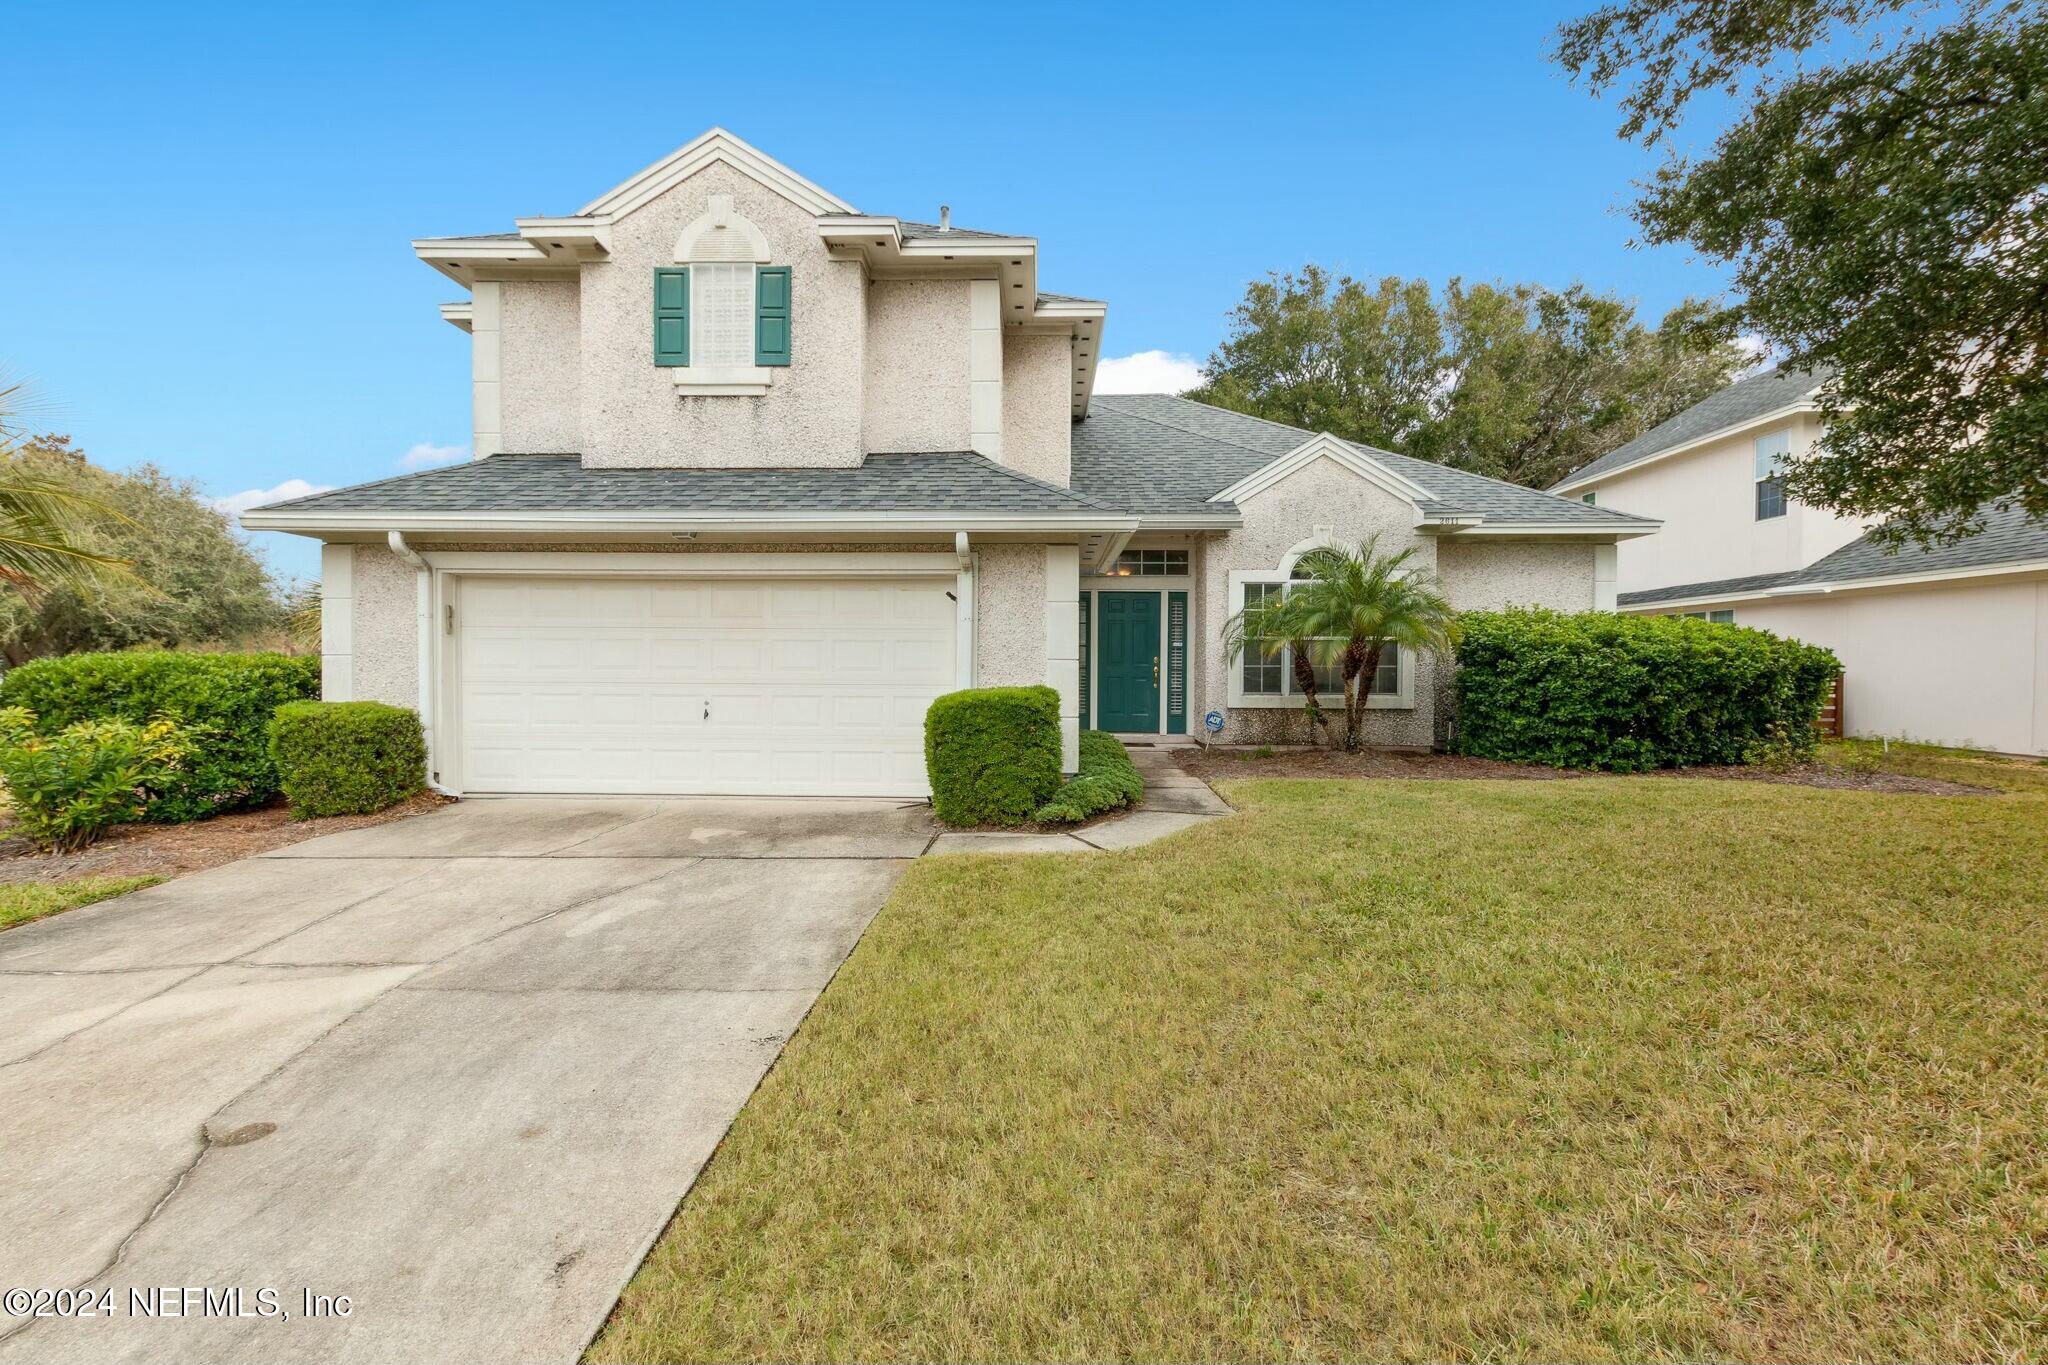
[1551,365,1828,493]
[1208,432,1435,507]
[579,128,857,222]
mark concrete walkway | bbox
[0,798,933,1365]
[928,745,1233,856]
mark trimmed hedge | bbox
[1034,731,1144,824]
[1451,609,1841,771]
[925,685,1062,827]
[268,701,427,818]
[0,651,320,820]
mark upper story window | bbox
[655,195,791,389]
[1109,548,1189,577]
[1581,492,1596,506]
[1754,430,1789,520]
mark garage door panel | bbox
[458,575,954,797]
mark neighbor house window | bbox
[1236,575,1398,700]
[1678,609,1736,624]
[1111,548,1189,576]
[1581,492,1596,505]
[1754,431,1789,520]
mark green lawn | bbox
[595,759,2048,1363]
[0,875,161,931]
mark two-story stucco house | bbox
[1553,366,2048,757]
[244,129,1656,798]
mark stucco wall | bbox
[1196,458,1438,747]
[350,545,418,708]
[499,278,583,453]
[1640,577,2048,757]
[863,279,971,452]
[1001,332,1072,487]
[578,161,867,468]
[974,543,1048,688]
[1435,541,1597,612]
[1589,414,1871,593]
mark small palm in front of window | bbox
[1224,535,1462,753]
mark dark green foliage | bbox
[267,701,426,818]
[0,651,320,820]
[1034,731,1145,825]
[1451,610,1841,771]
[1557,1,2047,544]
[1187,266,1743,491]
[924,686,1062,828]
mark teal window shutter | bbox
[755,266,791,366]
[654,267,689,366]
[1167,591,1188,734]
[1078,593,1091,731]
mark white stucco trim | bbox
[1621,556,2048,613]
[1222,567,1415,711]
[385,532,449,792]
[439,302,473,332]
[423,550,959,577]
[1594,544,1619,612]
[670,369,774,395]
[579,127,857,221]
[969,280,1003,457]
[1428,520,1661,541]
[319,543,355,702]
[1045,546,1082,772]
[674,194,772,264]
[1208,433,1436,507]
[469,283,503,459]
[1550,400,1822,495]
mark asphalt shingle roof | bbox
[895,220,1020,241]
[252,452,1113,516]
[1553,365,1828,491]
[1075,394,1656,528]
[1618,501,2048,606]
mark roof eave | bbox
[1550,399,1823,494]
[1620,555,2048,610]
[239,508,1141,538]
[1426,518,1663,542]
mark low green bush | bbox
[0,706,191,852]
[268,701,426,818]
[924,685,1062,827]
[0,651,319,821]
[1034,731,1145,824]
[1451,609,1842,771]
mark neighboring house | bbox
[244,129,1655,798]
[1553,368,2048,757]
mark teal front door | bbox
[1096,592,1160,733]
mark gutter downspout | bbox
[954,532,975,689]
[387,532,456,796]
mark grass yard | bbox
[594,755,2048,1362]
[0,875,160,931]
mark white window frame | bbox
[1754,430,1790,521]
[670,194,776,395]
[1225,568,1414,711]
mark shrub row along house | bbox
[1552,367,2048,758]
[244,129,1655,798]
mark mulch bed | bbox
[1175,747,1995,797]
[0,791,457,886]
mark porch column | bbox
[1044,544,1081,773]
[320,543,355,702]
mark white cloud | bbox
[398,441,469,470]
[1734,332,1777,374]
[1095,350,1204,395]
[212,479,335,520]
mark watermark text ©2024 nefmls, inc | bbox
[4,1285,351,1321]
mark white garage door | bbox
[455,576,956,797]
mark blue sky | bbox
[6,1,1737,581]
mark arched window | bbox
[1227,546,1409,708]
[653,194,790,389]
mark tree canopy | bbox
[1556,0,2047,544]
[0,437,288,666]
[1189,266,1743,490]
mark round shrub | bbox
[0,651,319,821]
[1451,609,1842,771]
[924,685,1062,827]
[1034,731,1144,824]
[268,701,427,818]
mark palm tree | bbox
[1222,588,1332,745]
[1225,535,1462,752]
[0,376,130,598]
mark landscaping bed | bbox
[1175,741,2013,796]
[0,790,452,887]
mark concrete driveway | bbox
[0,797,936,1364]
